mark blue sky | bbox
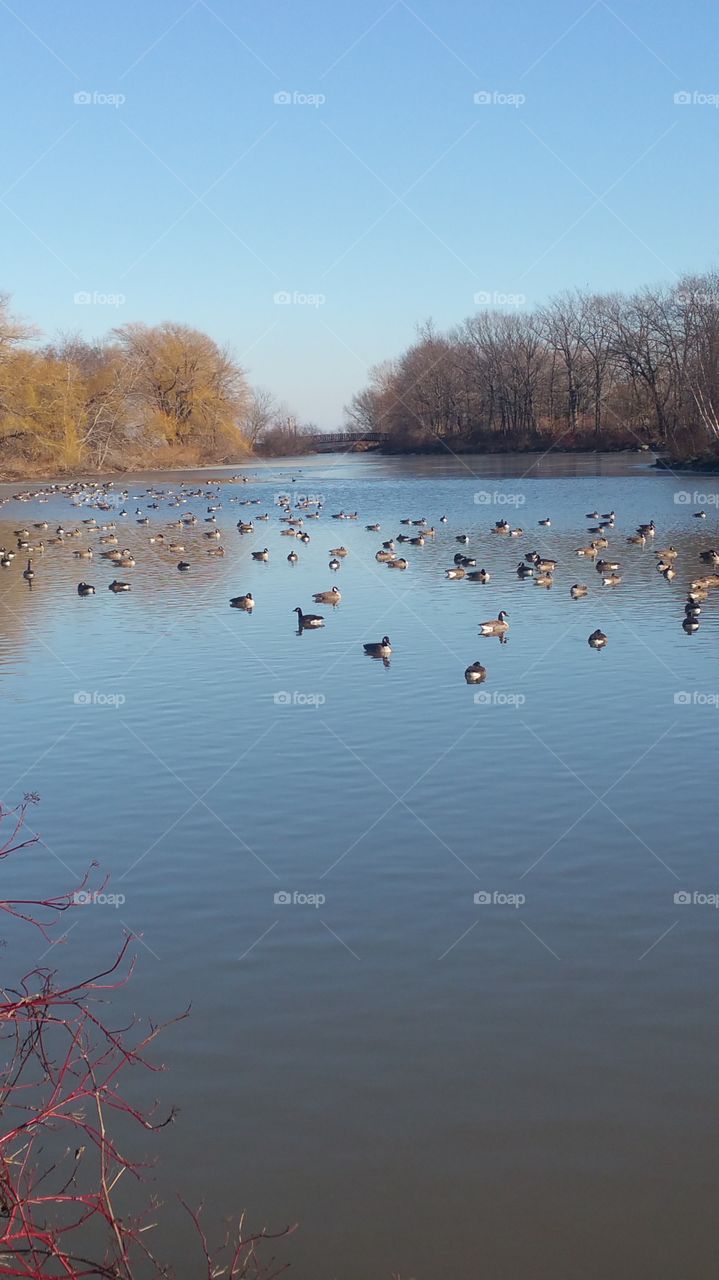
[1,0,717,427]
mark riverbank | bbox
[654,452,719,475]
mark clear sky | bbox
[1,0,717,427]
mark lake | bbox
[1,450,718,1279]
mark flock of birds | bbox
[1,479,717,682]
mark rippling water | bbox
[2,451,719,1279]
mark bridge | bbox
[306,431,388,452]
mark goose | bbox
[601,511,616,522]
[699,550,719,565]
[375,549,394,562]
[535,572,553,587]
[687,589,708,604]
[329,547,348,557]
[576,543,599,558]
[656,559,673,574]
[464,661,487,684]
[363,636,392,658]
[454,553,476,566]
[237,522,254,533]
[467,569,491,582]
[252,548,269,561]
[313,587,341,604]
[694,510,707,518]
[602,573,621,586]
[0,550,11,567]
[440,515,448,523]
[509,527,524,537]
[685,603,701,618]
[287,550,299,564]
[655,547,678,561]
[207,546,225,556]
[588,629,608,649]
[280,528,297,537]
[662,566,676,580]
[538,518,551,527]
[77,582,95,596]
[299,533,310,544]
[570,583,588,598]
[108,580,132,592]
[637,521,656,537]
[479,611,509,635]
[516,562,534,578]
[585,511,599,520]
[99,534,118,545]
[119,550,135,567]
[627,533,645,545]
[366,524,381,532]
[177,561,190,571]
[409,535,425,546]
[294,606,324,629]
[445,565,465,579]
[529,555,557,573]
[22,560,34,580]
[329,557,341,571]
[691,575,719,589]
[596,559,619,573]
[683,616,700,633]
[385,557,407,569]
[382,540,395,550]
[205,529,221,540]
[230,593,254,609]
[456,534,469,544]
[73,547,93,559]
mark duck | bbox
[329,557,341,571]
[22,560,34,581]
[251,548,269,561]
[312,587,341,604]
[479,611,509,635]
[108,580,132,592]
[467,569,491,582]
[77,582,95,596]
[177,561,190,571]
[464,661,487,684]
[570,583,588,598]
[363,636,392,658]
[294,606,324,628]
[588,629,608,649]
[230,593,254,609]
[517,562,534,577]
[445,565,465,579]
[287,551,299,563]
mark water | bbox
[1,451,718,1279]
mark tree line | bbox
[345,269,719,460]
[0,294,307,475]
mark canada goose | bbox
[409,535,425,546]
[576,543,599,558]
[77,582,95,596]
[363,636,392,657]
[464,661,487,684]
[479,611,509,635]
[294,606,324,628]
[249,548,268,562]
[0,551,11,567]
[627,533,645,545]
[329,547,348,557]
[688,589,708,603]
[99,534,117,545]
[207,546,225,556]
[375,550,394,562]
[445,566,465,579]
[387,557,408,569]
[570,584,588,598]
[691,575,719,589]
[382,540,395,550]
[656,547,678,561]
[538,518,551,527]
[535,573,553,587]
[509,527,524,537]
[662,566,676,580]
[366,524,381,532]
[467,569,491,582]
[119,550,135,567]
[586,511,599,520]
[588,629,607,649]
[685,603,701,618]
[73,547,93,559]
[177,561,190,571]
[237,522,254,533]
[517,562,534,577]
[329,558,340,571]
[22,560,34,580]
[313,587,341,604]
[453,553,474,566]
[596,559,619,573]
[683,616,699,633]
[601,511,615,522]
[637,521,656,537]
[456,534,469,544]
[699,550,719,565]
[230,593,254,609]
[594,536,609,549]
[529,555,557,573]
[299,533,310,544]
[108,580,132,592]
[694,510,707,518]
[205,529,221,540]
[287,550,299,563]
[602,573,622,586]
